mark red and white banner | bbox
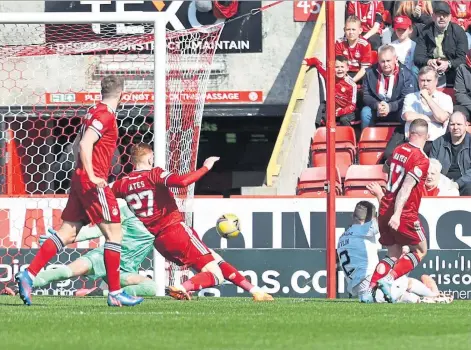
[1,197,471,250]
[45,91,263,105]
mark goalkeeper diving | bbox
[27,199,157,296]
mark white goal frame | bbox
[1,12,173,297]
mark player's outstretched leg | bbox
[121,273,157,297]
[15,222,78,305]
[216,259,273,302]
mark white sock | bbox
[109,289,123,296]
[408,279,436,297]
[249,286,261,294]
[399,292,420,303]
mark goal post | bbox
[0,13,222,297]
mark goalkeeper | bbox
[33,199,157,296]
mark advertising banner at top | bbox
[44,1,263,54]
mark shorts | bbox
[62,180,120,225]
[378,212,426,246]
[153,222,214,271]
[355,275,408,303]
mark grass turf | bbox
[1,296,470,350]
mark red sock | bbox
[369,256,395,288]
[28,235,64,276]
[182,272,216,292]
[219,261,255,292]
[104,242,121,292]
[390,252,421,280]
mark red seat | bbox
[344,164,388,196]
[311,152,352,179]
[296,167,342,196]
[311,126,356,166]
[358,127,396,165]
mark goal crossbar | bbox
[1,11,171,296]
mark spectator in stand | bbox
[304,56,357,126]
[430,111,471,196]
[381,66,451,161]
[414,1,468,87]
[361,44,417,130]
[399,66,452,152]
[391,15,418,75]
[368,158,459,197]
[347,1,385,50]
[423,158,460,196]
[394,1,434,31]
[336,16,372,84]
[446,1,471,49]
[453,50,471,122]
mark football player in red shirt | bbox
[111,143,273,301]
[362,118,430,303]
[304,55,357,125]
[335,15,372,83]
[16,76,143,307]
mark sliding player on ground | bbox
[110,143,273,301]
[337,200,452,304]
[16,76,143,307]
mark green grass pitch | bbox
[1,296,470,350]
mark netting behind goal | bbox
[0,21,223,295]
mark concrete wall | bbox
[243,1,346,195]
[0,1,313,106]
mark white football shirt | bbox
[337,220,380,294]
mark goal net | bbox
[0,20,223,296]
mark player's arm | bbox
[79,128,106,187]
[392,174,417,216]
[164,157,220,188]
[367,182,384,202]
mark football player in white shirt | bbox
[337,200,452,303]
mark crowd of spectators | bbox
[304,1,471,196]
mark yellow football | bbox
[216,213,241,239]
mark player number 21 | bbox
[386,163,405,193]
[126,190,154,217]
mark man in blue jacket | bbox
[361,44,418,130]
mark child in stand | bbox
[304,55,357,126]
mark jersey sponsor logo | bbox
[92,119,103,130]
[414,166,423,178]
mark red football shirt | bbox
[347,1,384,35]
[111,167,184,235]
[335,37,372,73]
[75,102,118,181]
[380,143,430,219]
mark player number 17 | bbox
[386,163,405,193]
[125,190,154,217]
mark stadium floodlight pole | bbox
[0,11,169,297]
[325,0,337,300]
